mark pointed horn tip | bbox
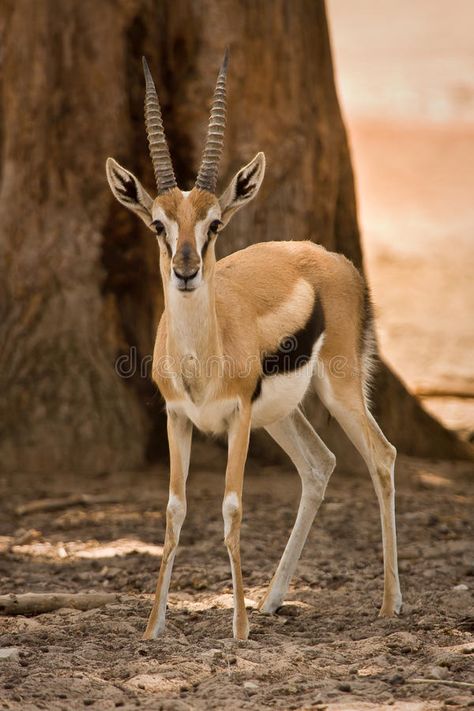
[221,47,230,73]
[142,56,152,80]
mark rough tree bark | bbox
[0,0,468,475]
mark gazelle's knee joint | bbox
[376,442,397,495]
[166,494,186,534]
[304,450,336,502]
[222,492,241,547]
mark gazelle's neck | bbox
[165,276,221,361]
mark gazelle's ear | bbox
[219,152,265,227]
[106,158,154,230]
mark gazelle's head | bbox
[106,51,265,293]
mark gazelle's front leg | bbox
[143,410,192,639]
[223,403,252,640]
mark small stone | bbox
[388,674,404,686]
[243,681,259,690]
[452,699,473,708]
[453,584,468,591]
[0,647,19,662]
[14,528,42,545]
[337,682,351,692]
[429,665,450,680]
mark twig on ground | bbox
[0,592,122,616]
[15,494,123,516]
[410,678,474,689]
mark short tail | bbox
[360,282,378,408]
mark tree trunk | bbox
[0,0,468,475]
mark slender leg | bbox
[222,403,252,640]
[315,373,402,616]
[143,410,192,639]
[258,407,336,613]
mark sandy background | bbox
[329,0,474,435]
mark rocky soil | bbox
[0,441,472,710]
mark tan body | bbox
[106,53,401,642]
[153,239,365,434]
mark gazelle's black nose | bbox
[173,268,199,290]
[173,267,199,282]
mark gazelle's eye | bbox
[208,219,222,236]
[153,220,165,236]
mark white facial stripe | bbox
[152,206,179,255]
[195,206,222,252]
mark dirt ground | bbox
[0,440,472,711]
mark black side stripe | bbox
[261,295,325,377]
[251,377,262,402]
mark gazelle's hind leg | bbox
[258,407,336,613]
[314,365,402,616]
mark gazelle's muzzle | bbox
[172,243,201,291]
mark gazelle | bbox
[106,51,402,641]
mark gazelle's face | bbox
[106,53,267,298]
[106,152,266,294]
[152,188,221,293]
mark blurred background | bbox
[329,0,474,437]
[1,0,471,475]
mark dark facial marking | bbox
[235,165,258,199]
[181,242,192,261]
[159,234,172,259]
[201,235,211,261]
[262,295,325,376]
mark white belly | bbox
[251,334,324,428]
[167,342,322,434]
[168,397,239,435]
[169,373,311,435]
[251,367,313,428]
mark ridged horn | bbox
[195,49,229,193]
[142,57,177,194]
